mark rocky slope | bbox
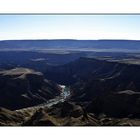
[45,57,111,85]
[0,68,61,110]
[1,101,140,126]
[44,57,140,119]
[66,58,140,118]
[22,101,99,126]
[44,57,140,86]
[86,90,140,118]
[0,107,24,126]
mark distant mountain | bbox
[0,39,140,51]
[0,68,61,110]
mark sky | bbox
[0,15,140,40]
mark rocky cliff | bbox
[0,68,61,110]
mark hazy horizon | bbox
[1,39,140,41]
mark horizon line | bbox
[1,39,140,41]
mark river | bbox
[15,85,71,112]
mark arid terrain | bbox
[1,40,140,126]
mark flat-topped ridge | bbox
[0,67,42,76]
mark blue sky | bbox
[0,15,140,40]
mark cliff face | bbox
[45,57,140,99]
[65,58,140,101]
[65,58,140,118]
[44,57,140,119]
[0,68,61,110]
[45,57,111,85]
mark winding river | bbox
[15,85,71,112]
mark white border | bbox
[0,127,140,140]
[0,0,140,13]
